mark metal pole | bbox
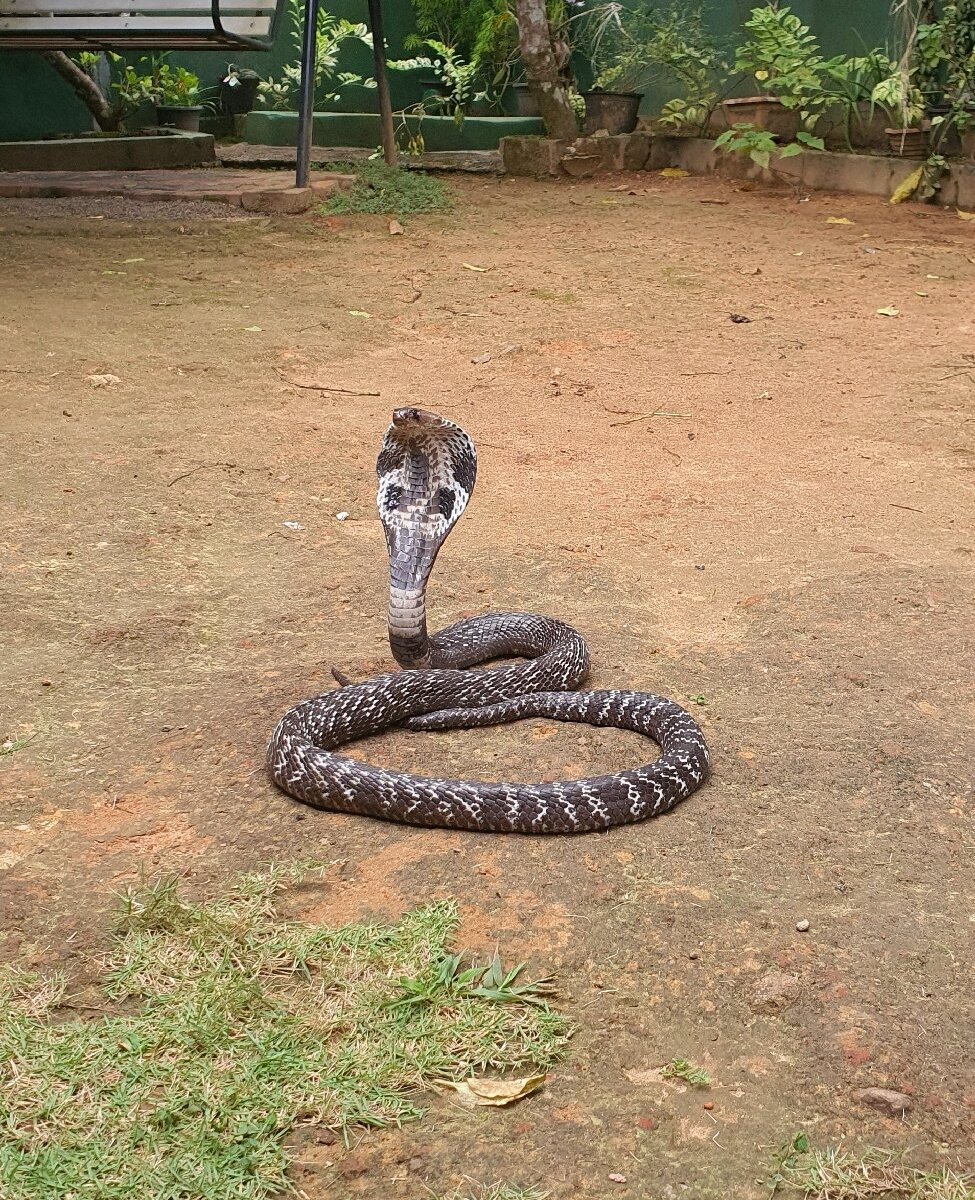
[365,0,397,167]
[294,0,320,188]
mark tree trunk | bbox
[513,0,578,140]
[42,51,122,131]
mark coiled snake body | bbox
[267,409,710,833]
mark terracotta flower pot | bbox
[885,127,928,158]
[722,96,799,141]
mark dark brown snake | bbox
[266,409,710,833]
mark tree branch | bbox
[41,51,121,131]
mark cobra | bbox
[266,408,710,833]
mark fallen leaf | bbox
[443,1074,547,1107]
[120,257,145,264]
[915,290,929,297]
[890,167,923,204]
[388,219,404,235]
[793,251,804,256]
[876,306,900,317]
[826,216,854,225]
[956,208,975,221]
[86,373,121,388]
[660,168,689,178]
[471,352,492,365]
[347,310,371,318]
[461,262,488,272]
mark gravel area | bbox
[0,194,254,221]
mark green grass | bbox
[769,1136,975,1199]
[439,1185,549,1200]
[0,865,568,1200]
[0,734,36,756]
[325,163,452,215]
[661,1057,710,1086]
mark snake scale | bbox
[267,409,710,833]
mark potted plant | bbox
[871,70,928,157]
[725,5,825,141]
[941,0,975,157]
[151,65,205,131]
[576,1,652,134]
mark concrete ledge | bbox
[500,133,651,178]
[0,131,215,172]
[652,136,975,208]
[244,111,545,152]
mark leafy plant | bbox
[387,951,555,1010]
[325,163,451,214]
[660,1057,710,1086]
[257,0,374,111]
[113,57,202,109]
[714,121,823,166]
[734,5,831,124]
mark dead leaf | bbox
[86,373,121,388]
[388,219,404,235]
[825,216,854,225]
[957,208,975,221]
[347,310,371,318]
[660,168,689,179]
[876,306,900,317]
[443,1074,547,1107]
[890,167,923,204]
[471,352,492,365]
[243,325,263,332]
[120,257,145,264]
[461,262,488,272]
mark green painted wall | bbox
[0,0,894,142]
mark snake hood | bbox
[376,408,478,668]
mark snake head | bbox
[376,409,477,593]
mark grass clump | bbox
[769,1135,975,1199]
[440,1185,549,1200]
[0,864,568,1200]
[661,1057,710,1086]
[326,163,452,215]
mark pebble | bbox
[748,970,801,1014]
[857,1087,913,1117]
[796,919,811,932]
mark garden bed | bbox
[243,110,545,152]
[0,130,215,173]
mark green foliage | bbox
[734,5,826,114]
[113,57,201,108]
[0,868,568,1200]
[257,0,374,111]
[768,1140,975,1199]
[660,1057,711,1086]
[714,121,823,167]
[326,163,452,214]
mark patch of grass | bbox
[661,1057,710,1086]
[1,733,36,756]
[325,163,451,215]
[0,865,568,1200]
[439,1184,549,1200]
[769,1138,975,1199]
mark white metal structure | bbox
[0,0,278,50]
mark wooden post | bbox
[295,0,320,188]
[365,0,397,167]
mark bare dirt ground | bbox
[1,172,973,1198]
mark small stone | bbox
[688,951,699,960]
[857,1087,913,1117]
[608,1173,627,1184]
[703,1101,714,1111]
[748,971,801,1014]
[796,919,811,932]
